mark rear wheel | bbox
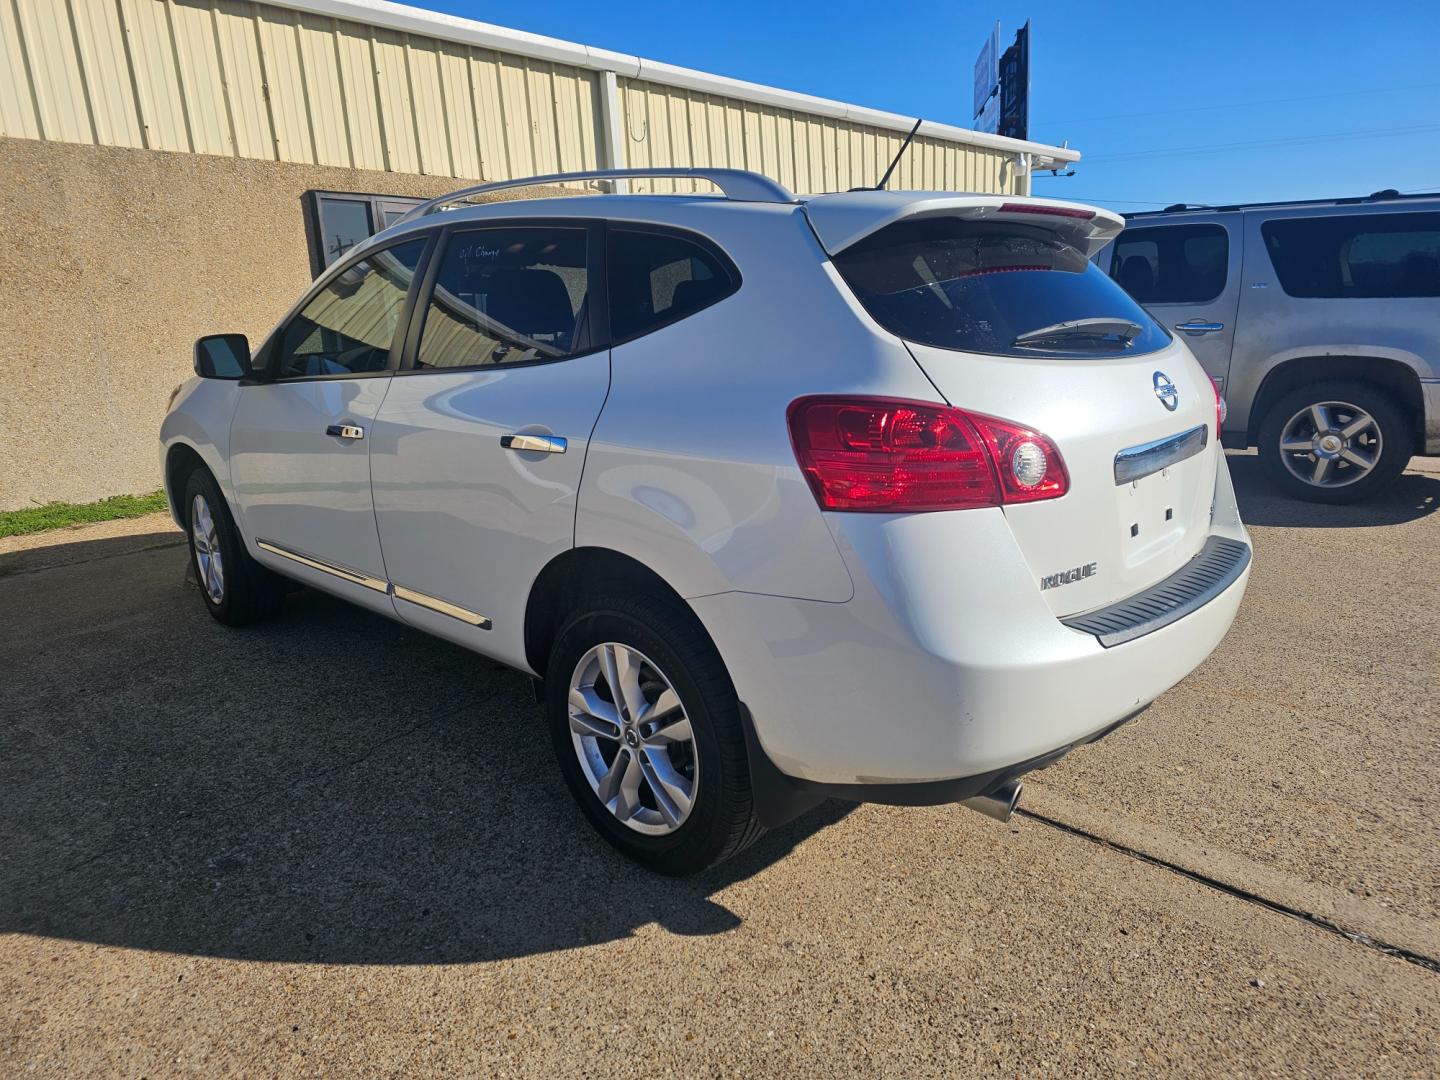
[183,468,286,625]
[545,595,762,875]
[1257,380,1410,503]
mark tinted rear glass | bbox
[1261,212,1440,298]
[834,218,1170,358]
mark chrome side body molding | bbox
[392,585,492,628]
[257,540,491,628]
[1114,424,1208,486]
[257,540,388,593]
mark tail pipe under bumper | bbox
[958,778,1023,823]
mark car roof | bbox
[1122,190,1440,220]
[358,186,1124,263]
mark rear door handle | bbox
[1174,320,1225,335]
[325,424,365,440]
[501,433,567,454]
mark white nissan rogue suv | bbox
[161,168,1251,874]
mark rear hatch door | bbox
[824,197,1219,616]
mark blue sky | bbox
[415,0,1440,211]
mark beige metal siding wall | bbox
[0,0,600,180]
[617,79,1024,196]
[1,0,1028,197]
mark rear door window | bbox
[833,217,1170,358]
[607,228,738,341]
[414,227,591,369]
[1109,223,1228,304]
[1261,211,1440,298]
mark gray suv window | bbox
[1261,211,1440,298]
[1109,224,1227,304]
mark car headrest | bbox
[482,268,576,342]
[669,277,725,314]
[1117,255,1154,296]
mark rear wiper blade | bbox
[1012,317,1144,348]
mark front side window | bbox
[1262,212,1440,298]
[415,228,589,369]
[1109,223,1228,304]
[607,229,737,341]
[834,217,1171,358]
[273,239,428,379]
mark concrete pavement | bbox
[2,454,1437,1077]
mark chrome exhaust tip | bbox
[959,779,1022,823]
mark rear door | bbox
[368,222,609,670]
[230,237,430,613]
[1105,217,1242,401]
[831,210,1221,617]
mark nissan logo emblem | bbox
[1153,371,1179,411]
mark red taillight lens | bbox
[787,397,1068,512]
[1211,376,1228,436]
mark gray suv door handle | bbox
[325,423,365,440]
[1174,320,1225,335]
[501,433,567,454]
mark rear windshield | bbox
[833,218,1171,358]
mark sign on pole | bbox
[998,20,1031,142]
[972,21,1000,134]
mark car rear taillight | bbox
[787,397,1068,512]
[1211,377,1228,436]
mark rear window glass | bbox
[834,218,1171,358]
[1110,223,1228,304]
[1261,212,1440,298]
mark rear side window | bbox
[1262,212,1440,298]
[415,227,590,369]
[1109,223,1228,304]
[607,229,737,341]
[273,238,428,378]
[834,218,1170,358]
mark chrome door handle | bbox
[501,433,567,454]
[325,424,365,440]
[1174,320,1225,335]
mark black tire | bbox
[545,593,763,876]
[182,468,286,626]
[1256,379,1411,504]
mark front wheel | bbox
[1256,380,1411,504]
[545,595,763,875]
[183,468,286,625]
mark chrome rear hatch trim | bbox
[1114,423,1208,485]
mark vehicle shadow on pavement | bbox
[0,538,850,965]
[1227,452,1440,528]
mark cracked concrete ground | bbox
[2,454,1437,1077]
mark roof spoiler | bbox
[803,194,1125,257]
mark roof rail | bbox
[394,168,796,225]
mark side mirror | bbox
[194,334,252,380]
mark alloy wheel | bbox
[568,642,698,836]
[1278,400,1382,489]
[191,493,225,604]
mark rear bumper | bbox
[691,457,1250,790]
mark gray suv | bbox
[1097,191,1439,502]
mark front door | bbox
[1106,218,1242,408]
[369,223,609,669]
[230,237,430,612]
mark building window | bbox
[305,191,426,275]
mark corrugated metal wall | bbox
[0,0,600,180]
[618,80,1022,196]
[0,0,1022,195]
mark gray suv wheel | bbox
[1257,380,1410,504]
